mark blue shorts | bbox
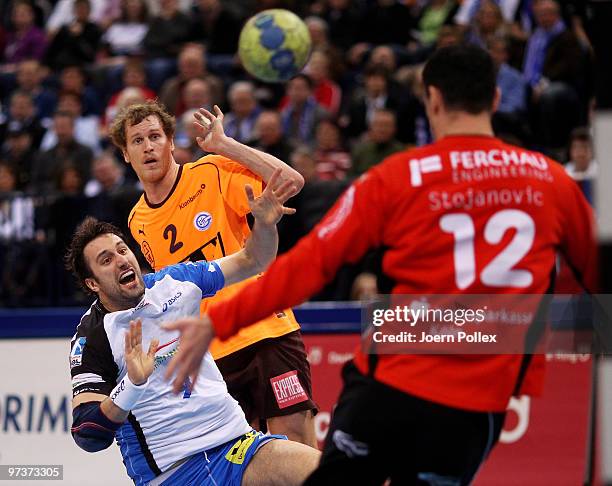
[157,431,286,486]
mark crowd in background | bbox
[0,0,599,307]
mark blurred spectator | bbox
[0,161,18,194]
[466,0,507,48]
[14,59,57,121]
[102,86,147,136]
[489,36,527,114]
[1,127,36,189]
[313,0,365,52]
[416,0,458,47]
[344,64,417,145]
[368,45,397,73]
[45,0,107,35]
[189,0,242,56]
[454,0,526,26]
[57,64,102,116]
[182,78,213,115]
[351,108,404,175]
[104,59,156,124]
[280,74,329,146]
[44,0,102,70]
[303,49,342,115]
[486,34,531,145]
[313,118,351,180]
[46,162,89,304]
[0,90,45,149]
[304,16,329,51]
[252,110,293,163]
[565,127,597,204]
[3,0,47,68]
[523,0,591,152]
[223,81,261,144]
[143,0,191,59]
[351,272,378,300]
[32,110,93,192]
[40,91,101,154]
[85,151,128,211]
[100,0,149,58]
[174,108,206,163]
[159,44,224,116]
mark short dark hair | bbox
[422,45,496,114]
[109,100,175,151]
[569,126,592,145]
[290,73,314,90]
[65,217,125,294]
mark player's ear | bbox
[122,149,130,165]
[84,277,99,294]
[427,85,443,114]
[170,136,175,152]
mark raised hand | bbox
[162,316,215,394]
[193,105,228,154]
[246,168,297,226]
[124,319,159,386]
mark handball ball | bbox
[238,9,312,83]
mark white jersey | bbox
[69,260,250,485]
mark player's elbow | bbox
[290,171,305,194]
[71,402,121,453]
[72,430,114,452]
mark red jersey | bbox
[208,135,597,412]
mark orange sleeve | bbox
[208,155,263,217]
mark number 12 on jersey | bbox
[440,209,535,290]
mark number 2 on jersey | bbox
[163,224,184,254]
[440,209,535,289]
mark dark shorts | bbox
[304,362,505,486]
[215,330,318,428]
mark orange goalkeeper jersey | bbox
[128,155,299,359]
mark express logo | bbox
[70,337,86,368]
[162,291,182,312]
[193,212,212,232]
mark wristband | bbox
[110,375,148,411]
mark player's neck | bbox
[435,112,494,140]
[143,162,180,205]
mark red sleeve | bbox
[209,170,389,340]
[556,170,598,292]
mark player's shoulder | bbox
[72,301,108,341]
[128,194,147,222]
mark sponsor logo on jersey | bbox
[162,291,182,312]
[179,184,206,210]
[193,212,212,231]
[409,155,443,187]
[153,348,177,369]
[225,431,258,465]
[141,241,155,268]
[133,299,150,314]
[70,337,86,368]
[270,370,308,409]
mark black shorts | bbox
[304,362,505,486]
[215,330,318,429]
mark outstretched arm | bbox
[193,106,304,198]
[214,168,296,287]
